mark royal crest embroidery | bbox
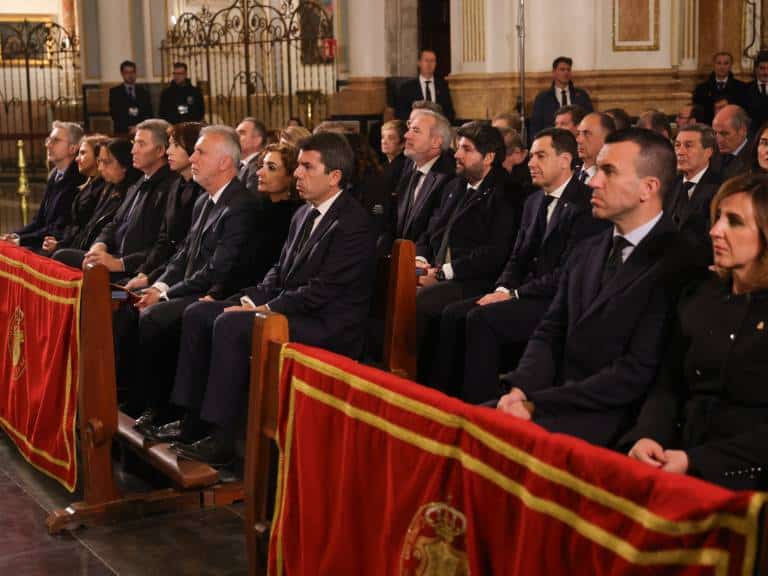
[400,502,470,576]
[9,306,26,380]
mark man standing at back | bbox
[109,60,153,136]
[235,117,267,194]
[693,52,747,125]
[531,57,593,138]
[1,121,85,249]
[496,129,699,448]
[395,49,455,122]
[159,62,205,125]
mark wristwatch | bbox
[435,268,446,282]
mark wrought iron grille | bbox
[161,0,337,130]
[0,19,81,172]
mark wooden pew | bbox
[47,264,243,533]
[243,238,418,574]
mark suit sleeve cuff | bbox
[495,286,510,294]
[152,282,170,301]
[240,295,256,308]
[441,263,454,280]
[415,256,429,265]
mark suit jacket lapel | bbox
[577,231,612,320]
[405,171,438,233]
[286,195,343,279]
[542,176,579,243]
[200,180,235,236]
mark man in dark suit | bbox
[158,62,205,125]
[712,104,752,181]
[161,132,376,465]
[745,51,768,135]
[394,109,455,245]
[1,121,85,249]
[54,119,176,276]
[414,122,519,383]
[671,124,721,232]
[693,52,748,125]
[437,128,606,403]
[495,128,693,448]
[125,126,257,434]
[235,117,267,194]
[395,49,455,122]
[530,56,593,139]
[109,60,153,136]
[576,112,615,184]
[553,105,586,137]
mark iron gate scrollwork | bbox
[161,0,336,130]
[0,19,81,171]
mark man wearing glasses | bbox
[0,121,85,250]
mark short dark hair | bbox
[677,123,716,150]
[298,132,354,188]
[419,49,437,60]
[168,121,205,156]
[604,128,677,202]
[456,121,504,166]
[638,110,672,138]
[242,117,267,140]
[120,60,136,72]
[712,51,733,63]
[552,56,573,69]
[555,105,587,125]
[604,108,632,131]
[172,62,188,71]
[533,127,578,169]
[593,112,617,135]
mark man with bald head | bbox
[575,112,615,184]
[128,125,259,436]
[712,104,751,180]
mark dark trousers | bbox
[133,295,200,417]
[172,301,256,432]
[415,280,484,385]
[462,296,552,403]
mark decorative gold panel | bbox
[613,0,660,52]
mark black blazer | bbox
[158,80,205,125]
[242,191,376,360]
[95,164,176,273]
[623,276,768,490]
[692,73,748,125]
[395,77,455,122]
[416,166,519,292]
[57,176,106,249]
[745,81,768,135]
[109,83,153,134]
[530,83,594,138]
[157,178,257,299]
[17,160,86,247]
[502,217,686,447]
[711,142,752,182]
[670,167,721,230]
[238,153,263,195]
[395,150,456,244]
[140,176,204,281]
[71,180,132,251]
[495,175,607,299]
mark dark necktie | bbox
[601,236,632,288]
[578,169,589,183]
[717,81,725,91]
[293,208,321,258]
[537,194,556,235]
[185,198,215,278]
[721,153,735,169]
[561,89,568,106]
[54,170,64,183]
[682,180,696,200]
[238,161,248,183]
[115,180,149,255]
[126,84,135,100]
[424,80,433,102]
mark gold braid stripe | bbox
[0,268,79,304]
[280,346,766,575]
[273,371,298,576]
[0,252,81,288]
[290,377,732,575]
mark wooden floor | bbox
[0,432,249,576]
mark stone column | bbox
[678,0,699,71]
[61,0,77,36]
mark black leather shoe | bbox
[173,436,234,468]
[133,409,158,436]
[144,420,183,442]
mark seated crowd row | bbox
[1,93,767,490]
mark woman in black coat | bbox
[627,173,768,490]
[51,138,141,259]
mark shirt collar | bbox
[584,164,597,178]
[613,211,663,247]
[545,175,571,200]
[684,165,709,185]
[209,182,228,205]
[241,152,260,166]
[313,189,343,217]
[419,74,434,83]
[416,154,441,174]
